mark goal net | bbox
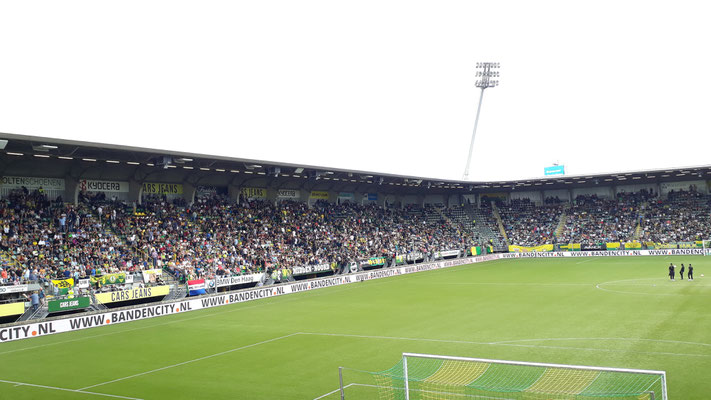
[338,353,667,400]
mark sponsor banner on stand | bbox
[435,250,461,259]
[187,279,206,290]
[509,244,554,252]
[367,193,378,201]
[1,176,65,190]
[240,187,267,199]
[187,279,206,296]
[91,273,126,286]
[51,278,74,295]
[76,279,90,289]
[215,274,264,287]
[338,192,354,201]
[0,284,29,294]
[406,252,424,262]
[6,248,705,343]
[500,249,705,258]
[48,297,91,313]
[310,191,329,200]
[196,186,227,198]
[80,179,129,193]
[142,182,183,195]
[142,269,163,283]
[95,286,170,304]
[292,263,331,276]
[480,192,509,201]
[0,302,25,317]
[559,243,581,251]
[277,189,300,199]
[364,257,387,266]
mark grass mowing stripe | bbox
[0,379,144,400]
[76,333,299,391]
[0,280,374,356]
[299,332,711,358]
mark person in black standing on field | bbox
[688,264,694,280]
[679,264,685,280]
[668,263,675,281]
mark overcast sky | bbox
[1,1,710,181]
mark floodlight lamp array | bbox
[474,62,500,89]
[476,79,499,88]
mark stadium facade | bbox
[2,132,709,206]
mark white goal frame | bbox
[402,352,667,400]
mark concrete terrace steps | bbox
[490,203,509,246]
[554,203,571,238]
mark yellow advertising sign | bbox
[508,244,554,252]
[0,302,25,317]
[142,182,183,195]
[240,187,267,199]
[95,285,170,304]
[624,242,642,249]
[310,191,329,200]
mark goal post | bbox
[337,353,667,400]
[401,353,667,400]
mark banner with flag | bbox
[187,279,206,296]
[91,273,126,286]
[51,278,74,295]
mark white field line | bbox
[77,333,299,391]
[334,383,517,400]
[0,379,143,400]
[299,332,711,358]
[312,383,354,400]
[594,277,707,296]
[488,337,711,348]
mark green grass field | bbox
[0,256,709,399]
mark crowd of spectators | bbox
[498,199,563,246]
[640,188,711,243]
[110,198,475,283]
[1,189,480,290]
[0,188,138,288]
[557,194,641,246]
[4,185,711,293]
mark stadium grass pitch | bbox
[1,256,710,399]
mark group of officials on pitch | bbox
[668,263,694,281]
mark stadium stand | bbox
[2,135,711,325]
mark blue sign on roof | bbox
[544,165,565,176]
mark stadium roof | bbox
[1,132,709,194]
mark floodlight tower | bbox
[463,62,500,180]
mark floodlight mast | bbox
[463,62,500,180]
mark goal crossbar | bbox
[403,352,667,376]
